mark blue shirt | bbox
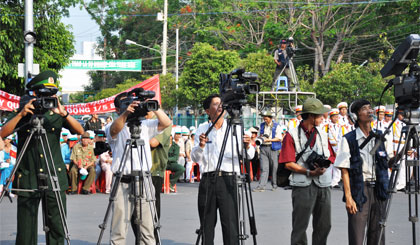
[61,143,71,164]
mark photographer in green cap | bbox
[0,70,84,244]
[278,97,336,245]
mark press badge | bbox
[378,151,386,157]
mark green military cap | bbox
[26,70,58,90]
[302,98,330,115]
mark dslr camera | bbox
[19,86,58,115]
[305,151,331,170]
[119,88,159,122]
[286,37,297,58]
[219,68,259,105]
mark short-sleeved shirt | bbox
[105,119,158,174]
[70,143,96,167]
[335,127,394,180]
[279,123,336,164]
[262,121,282,145]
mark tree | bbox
[240,50,276,91]
[0,0,76,95]
[313,62,393,107]
[178,42,240,114]
[159,73,179,115]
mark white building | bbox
[59,41,102,98]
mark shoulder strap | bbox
[295,128,317,162]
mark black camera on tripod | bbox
[119,88,159,121]
[380,34,420,124]
[19,86,58,115]
[286,37,297,58]
[219,68,259,105]
[305,151,331,170]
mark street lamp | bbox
[125,39,165,73]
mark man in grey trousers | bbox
[253,110,282,192]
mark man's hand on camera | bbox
[310,167,326,177]
[51,95,68,117]
[199,133,208,148]
[18,99,36,117]
[243,134,251,147]
[123,101,140,116]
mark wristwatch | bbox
[306,169,310,177]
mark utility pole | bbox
[175,28,179,115]
[162,0,168,75]
[24,0,34,84]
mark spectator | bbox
[61,131,71,171]
[99,150,113,194]
[249,127,260,181]
[69,132,96,194]
[167,135,184,192]
[93,130,109,182]
[173,127,186,168]
[185,130,196,182]
[0,135,16,198]
[105,116,113,126]
[84,113,102,131]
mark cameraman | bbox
[192,94,255,245]
[105,91,171,244]
[335,99,393,245]
[272,39,292,91]
[0,70,84,244]
[278,98,335,245]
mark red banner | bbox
[0,75,160,115]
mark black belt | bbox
[202,171,236,177]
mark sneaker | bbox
[67,190,77,195]
[252,187,265,192]
[271,186,278,191]
[80,189,90,195]
[105,190,111,194]
[169,186,175,192]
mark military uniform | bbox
[69,142,96,192]
[9,110,70,244]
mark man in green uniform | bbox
[69,131,96,194]
[0,70,84,244]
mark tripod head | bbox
[222,101,244,125]
[127,118,144,140]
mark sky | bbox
[61,4,101,54]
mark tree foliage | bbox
[313,62,393,107]
[178,42,240,112]
[0,0,76,95]
[240,50,276,91]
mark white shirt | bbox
[335,127,393,180]
[191,120,255,173]
[105,119,158,174]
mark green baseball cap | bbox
[302,98,330,115]
[26,70,57,90]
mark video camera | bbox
[19,86,58,115]
[305,151,331,170]
[286,37,297,58]
[119,88,159,122]
[219,68,259,105]
[380,34,420,124]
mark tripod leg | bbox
[39,133,71,244]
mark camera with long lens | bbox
[255,134,269,146]
[18,87,58,115]
[119,88,159,122]
[219,68,259,105]
[380,34,420,124]
[305,151,331,170]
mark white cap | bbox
[181,126,189,134]
[337,102,348,109]
[189,126,196,131]
[86,130,95,139]
[245,130,252,137]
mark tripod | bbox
[274,57,300,92]
[195,103,258,245]
[97,120,161,245]
[0,115,70,244]
[378,122,419,245]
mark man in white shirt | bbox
[191,94,255,245]
[335,99,393,245]
[105,91,171,245]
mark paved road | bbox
[1,182,419,244]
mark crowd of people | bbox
[0,70,416,245]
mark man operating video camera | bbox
[105,89,171,244]
[0,70,84,244]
